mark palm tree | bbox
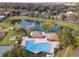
[58,26,75,47]
[57,26,77,56]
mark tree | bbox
[57,26,76,47]
[57,26,69,47]
[3,46,35,57]
[73,36,79,48]
[40,21,52,32]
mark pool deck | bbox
[21,36,59,54]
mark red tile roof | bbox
[30,31,42,38]
[47,32,58,41]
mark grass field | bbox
[0,17,20,44]
[0,30,21,44]
[55,20,79,29]
[0,16,79,45]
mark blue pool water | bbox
[25,40,51,52]
[18,20,57,32]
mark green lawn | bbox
[55,20,79,29]
[7,16,53,22]
[0,30,21,44]
[0,17,21,44]
[7,16,41,20]
[0,18,21,44]
[0,23,10,28]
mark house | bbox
[57,13,66,20]
[30,31,47,38]
[0,28,6,39]
[30,31,58,41]
[20,12,28,16]
[76,19,79,22]
[41,11,49,18]
[47,32,58,41]
[64,3,77,7]
[64,11,76,22]
[30,31,43,38]
[65,11,75,17]
[3,11,10,16]
[65,16,76,22]
[0,15,5,21]
[58,11,79,22]
[34,11,39,14]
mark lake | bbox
[17,20,58,32]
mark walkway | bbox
[64,45,71,57]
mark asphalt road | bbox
[72,47,79,57]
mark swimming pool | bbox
[25,40,51,53]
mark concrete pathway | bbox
[64,45,71,57]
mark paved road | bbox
[72,47,79,57]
